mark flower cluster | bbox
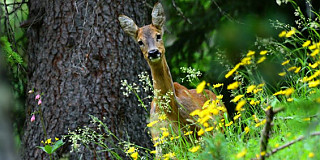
[225,50,268,79]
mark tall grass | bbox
[67,1,320,159]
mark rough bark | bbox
[22,0,155,159]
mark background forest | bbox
[1,0,320,160]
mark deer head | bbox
[118,3,166,64]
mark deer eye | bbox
[156,34,161,41]
[138,40,144,46]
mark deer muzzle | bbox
[148,49,161,61]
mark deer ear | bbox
[151,3,165,29]
[118,15,138,40]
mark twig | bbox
[210,0,243,24]
[259,107,284,160]
[252,131,320,160]
[171,0,192,24]
[266,131,320,157]
[0,1,27,6]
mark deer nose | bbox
[148,49,161,60]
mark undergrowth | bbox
[66,1,320,160]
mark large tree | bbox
[22,0,155,159]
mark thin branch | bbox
[259,107,284,160]
[171,0,192,24]
[266,131,320,158]
[252,131,320,160]
[0,1,27,6]
[210,0,243,24]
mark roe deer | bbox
[119,2,223,154]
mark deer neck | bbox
[149,56,176,104]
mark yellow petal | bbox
[302,40,311,47]
[196,81,206,93]
[259,50,268,55]
[278,30,286,37]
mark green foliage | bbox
[37,140,64,155]
[0,36,23,65]
[66,1,320,160]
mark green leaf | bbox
[51,140,64,153]
[37,145,52,154]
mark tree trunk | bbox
[22,0,154,159]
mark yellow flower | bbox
[250,100,260,105]
[55,137,59,141]
[303,70,320,82]
[45,138,52,144]
[284,88,294,96]
[158,114,167,121]
[303,117,310,121]
[287,66,297,71]
[216,95,223,99]
[310,49,320,57]
[244,126,250,134]
[199,115,211,124]
[41,140,44,144]
[202,100,211,109]
[308,80,320,88]
[278,30,286,37]
[247,50,255,56]
[241,57,252,65]
[287,98,293,102]
[210,108,220,115]
[150,150,157,154]
[160,127,168,131]
[265,106,272,111]
[309,62,319,68]
[190,109,200,116]
[253,115,259,123]
[257,56,266,64]
[225,63,241,78]
[205,127,214,132]
[184,131,193,136]
[152,136,159,141]
[235,100,246,111]
[294,67,301,73]
[278,72,286,76]
[309,44,317,50]
[255,119,266,127]
[246,85,256,93]
[233,114,241,120]
[203,122,209,128]
[127,147,135,153]
[162,131,169,138]
[236,149,247,158]
[281,60,290,65]
[213,83,224,88]
[232,95,244,102]
[189,146,201,153]
[147,120,158,127]
[198,128,205,136]
[170,136,180,141]
[196,81,206,93]
[285,29,295,37]
[227,81,241,90]
[308,152,315,158]
[260,151,266,156]
[260,50,268,55]
[302,40,311,47]
[273,88,294,96]
[275,143,279,148]
[163,152,175,159]
[130,152,139,160]
[258,83,265,88]
[225,121,233,127]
